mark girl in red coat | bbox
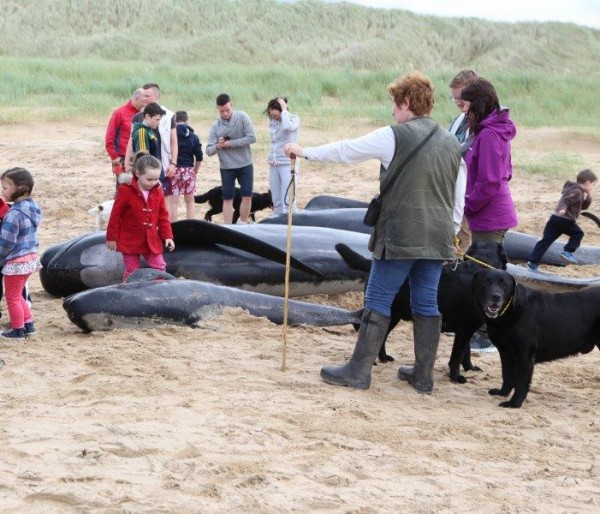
[106,153,175,281]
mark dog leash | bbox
[453,244,496,270]
[281,153,297,371]
[499,296,513,316]
[462,253,496,269]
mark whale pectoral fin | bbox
[171,219,323,278]
[335,243,372,273]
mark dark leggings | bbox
[529,215,583,264]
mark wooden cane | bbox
[281,153,296,371]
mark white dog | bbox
[88,200,114,231]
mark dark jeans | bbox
[529,215,583,264]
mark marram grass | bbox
[1,56,600,129]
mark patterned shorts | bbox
[3,256,42,276]
[168,166,197,196]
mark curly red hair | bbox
[387,72,434,116]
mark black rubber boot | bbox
[320,309,390,390]
[398,315,441,394]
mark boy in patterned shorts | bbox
[166,111,203,221]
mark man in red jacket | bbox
[105,88,144,179]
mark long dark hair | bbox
[460,78,500,134]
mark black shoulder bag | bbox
[363,123,439,227]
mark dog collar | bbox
[499,295,513,317]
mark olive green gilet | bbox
[369,117,461,260]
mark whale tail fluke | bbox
[581,211,600,229]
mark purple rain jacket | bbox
[464,109,518,232]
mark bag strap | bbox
[380,123,439,198]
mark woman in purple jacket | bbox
[460,78,518,245]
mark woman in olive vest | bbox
[285,71,463,394]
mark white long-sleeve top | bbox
[303,126,466,234]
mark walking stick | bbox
[281,153,296,371]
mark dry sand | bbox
[0,119,599,513]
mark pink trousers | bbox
[4,274,32,329]
[122,253,167,282]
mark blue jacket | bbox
[0,198,42,266]
[176,124,203,168]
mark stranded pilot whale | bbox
[304,195,370,210]
[63,270,363,332]
[263,201,600,266]
[41,220,370,298]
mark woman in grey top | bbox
[285,72,463,395]
[265,97,300,215]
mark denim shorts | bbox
[220,164,254,199]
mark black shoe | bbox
[470,331,497,353]
[1,328,26,339]
[24,322,36,336]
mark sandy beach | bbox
[0,119,599,513]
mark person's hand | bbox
[106,241,117,251]
[167,163,176,178]
[453,234,462,256]
[217,137,231,150]
[277,97,288,111]
[165,239,175,251]
[557,209,566,215]
[284,143,303,158]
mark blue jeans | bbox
[220,164,254,199]
[364,258,444,318]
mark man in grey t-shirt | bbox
[206,93,257,224]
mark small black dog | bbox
[194,186,273,223]
[472,268,600,408]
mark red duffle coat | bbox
[106,179,173,255]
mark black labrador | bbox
[472,268,600,408]
[335,241,507,383]
[194,186,273,223]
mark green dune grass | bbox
[0,0,599,126]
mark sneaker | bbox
[526,261,538,271]
[0,328,26,339]
[470,330,498,354]
[24,322,36,336]
[560,251,578,264]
